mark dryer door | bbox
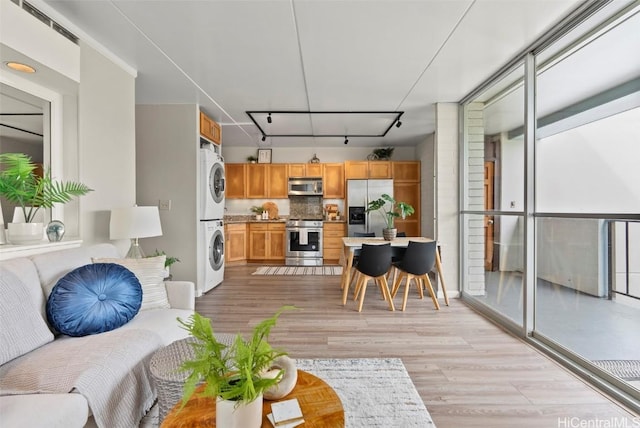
[209,161,225,203]
[209,228,224,271]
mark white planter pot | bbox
[7,222,44,245]
[216,394,263,428]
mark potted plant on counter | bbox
[250,205,264,220]
[365,193,415,240]
[0,153,92,244]
[177,306,295,428]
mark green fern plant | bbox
[0,153,92,223]
[177,306,295,406]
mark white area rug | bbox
[295,358,435,427]
[252,265,343,276]
[141,358,435,427]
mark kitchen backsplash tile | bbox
[289,196,323,219]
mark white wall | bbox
[434,103,459,297]
[77,42,136,251]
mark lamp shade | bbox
[109,206,162,239]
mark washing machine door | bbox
[209,161,225,204]
[209,229,224,271]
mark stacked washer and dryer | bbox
[198,143,225,293]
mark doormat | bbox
[295,358,435,427]
[252,266,342,276]
[592,360,640,381]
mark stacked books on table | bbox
[267,398,304,427]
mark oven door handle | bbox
[286,228,323,233]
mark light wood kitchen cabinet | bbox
[248,222,285,261]
[288,163,323,177]
[392,161,421,182]
[322,163,345,199]
[225,163,246,199]
[306,163,323,177]
[225,223,247,263]
[344,161,391,179]
[288,164,305,177]
[246,164,268,198]
[268,164,288,198]
[393,182,421,237]
[344,161,368,179]
[323,222,345,263]
[368,161,391,178]
[246,164,287,198]
[199,111,221,144]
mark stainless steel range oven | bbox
[285,219,323,266]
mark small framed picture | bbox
[258,149,272,164]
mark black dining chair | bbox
[347,232,376,289]
[391,240,440,311]
[348,243,395,312]
[387,231,407,284]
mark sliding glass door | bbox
[460,0,640,410]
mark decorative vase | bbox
[263,355,298,400]
[216,394,263,428]
[46,220,65,242]
[383,228,397,241]
[7,222,44,245]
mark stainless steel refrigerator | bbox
[346,179,394,237]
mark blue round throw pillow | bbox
[47,263,143,337]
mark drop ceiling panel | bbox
[294,0,473,111]
[401,0,583,109]
[113,0,310,122]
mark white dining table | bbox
[339,237,449,306]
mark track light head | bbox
[396,120,402,128]
[344,136,348,145]
[267,113,272,124]
[261,135,266,142]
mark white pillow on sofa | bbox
[0,268,53,365]
[92,256,170,310]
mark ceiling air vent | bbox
[19,1,79,45]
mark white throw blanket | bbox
[0,329,163,428]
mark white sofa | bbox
[0,243,195,427]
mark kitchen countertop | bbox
[224,215,345,224]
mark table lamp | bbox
[109,206,162,258]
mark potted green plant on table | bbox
[0,153,92,244]
[177,307,295,428]
[365,193,415,240]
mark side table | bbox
[161,370,345,427]
[149,335,236,422]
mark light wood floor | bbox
[195,265,638,427]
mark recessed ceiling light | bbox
[5,62,36,73]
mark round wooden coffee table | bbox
[161,370,344,427]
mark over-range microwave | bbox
[288,177,323,196]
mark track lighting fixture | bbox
[396,120,402,128]
[246,110,404,138]
[344,136,348,145]
[261,135,266,142]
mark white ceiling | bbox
[7,0,594,147]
